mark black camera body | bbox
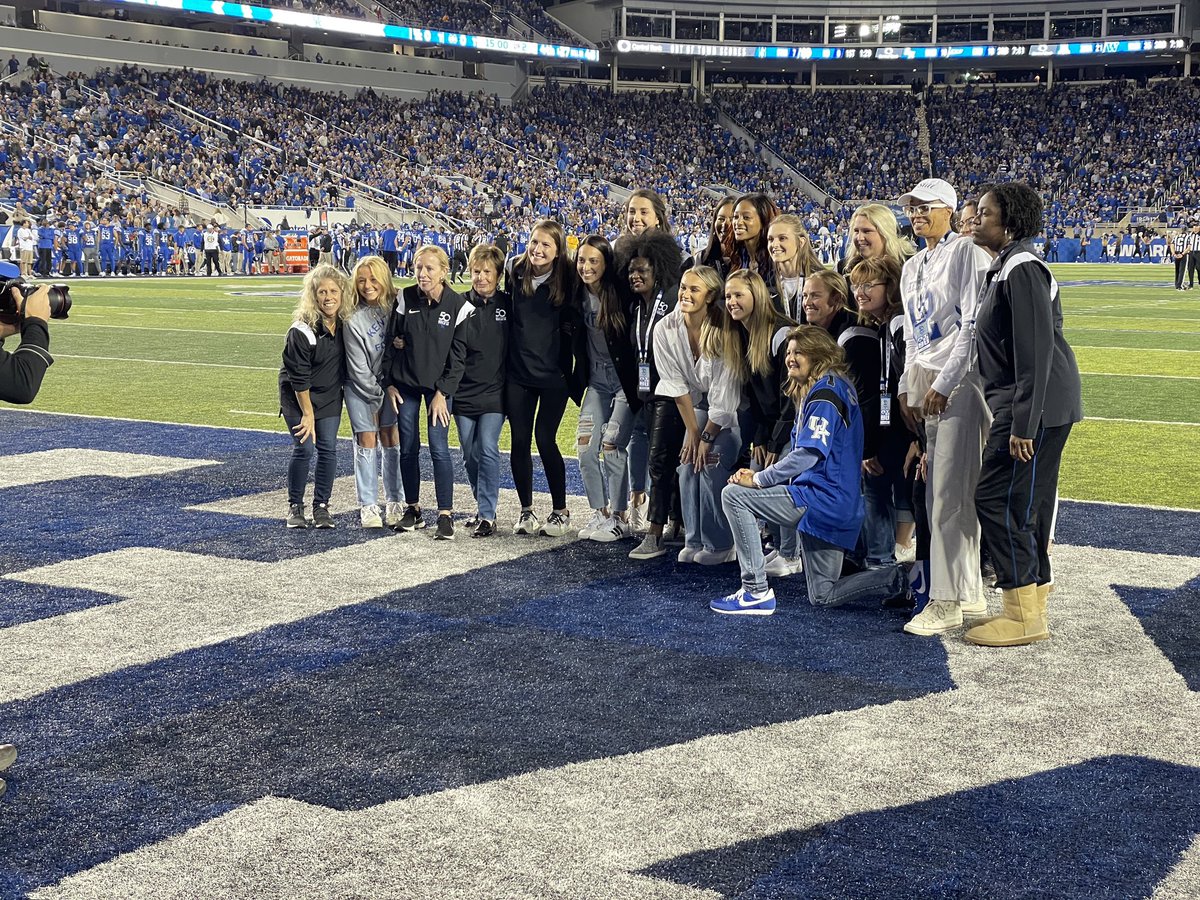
[0,261,71,325]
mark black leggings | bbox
[505,379,569,510]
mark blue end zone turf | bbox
[639,755,1200,899]
[1,411,1198,894]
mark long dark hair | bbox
[732,192,780,279]
[622,188,672,235]
[700,196,735,269]
[579,234,625,338]
[512,218,573,307]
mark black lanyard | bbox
[634,290,665,363]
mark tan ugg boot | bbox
[965,585,1048,647]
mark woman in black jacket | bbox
[617,228,684,560]
[382,245,469,540]
[279,264,353,529]
[451,243,510,538]
[504,218,580,537]
[572,234,641,544]
[848,256,918,570]
[966,182,1083,648]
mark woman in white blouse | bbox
[653,266,744,565]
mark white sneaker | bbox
[961,595,989,616]
[895,540,916,564]
[763,550,802,577]
[903,600,964,636]
[677,546,699,563]
[589,517,631,543]
[384,501,404,528]
[694,548,736,566]
[629,497,649,533]
[513,509,541,535]
[360,505,384,529]
[579,510,608,540]
[538,510,571,537]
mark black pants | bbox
[383,250,398,274]
[505,379,569,510]
[203,249,222,275]
[1188,252,1200,287]
[642,397,685,527]
[38,247,51,276]
[976,422,1072,591]
[450,250,468,281]
[1176,256,1189,289]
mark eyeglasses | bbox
[851,281,886,293]
[903,204,948,217]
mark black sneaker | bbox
[472,519,496,538]
[397,505,425,531]
[312,503,335,529]
[286,503,308,529]
[435,513,455,541]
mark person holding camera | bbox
[0,282,53,404]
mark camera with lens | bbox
[0,260,71,325]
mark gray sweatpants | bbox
[924,370,991,605]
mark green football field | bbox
[26,262,1200,509]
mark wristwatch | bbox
[700,431,717,443]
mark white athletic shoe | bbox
[513,509,541,535]
[360,505,384,529]
[538,510,571,537]
[763,550,802,577]
[384,501,404,528]
[961,595,989,616]
[677,546,699,564]
[694,548,736,566]
[629,497,649,534]
[589,517,632,543]
[578,511,608,541]
[903,600,964,636]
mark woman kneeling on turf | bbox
[713,326,907,615]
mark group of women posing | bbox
[279,181,1080,647]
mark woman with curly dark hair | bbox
[614,228,684,560]
[965,182,1082,648]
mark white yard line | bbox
[55,354,275,371]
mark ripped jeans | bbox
[577,368,634,514]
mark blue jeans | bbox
[860,430,915,566]
[723,483,906,606]
[282,413,340,507]
[396,386,454,511]
[678,408,739,552]
[455,412,504,521]
[627,411,649,495]
[577,375,634,513]
[344,388,384,508]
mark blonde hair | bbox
[768,214,823,278]
[727,268,795,378]
[843,203,914,271]
[350,255,397,310]
[294,264,353,328]
[805,269,851,315]
[683,266,735,375]
[413,244,450,284]
[782,325,850,407]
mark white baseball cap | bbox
[898,178,957,210]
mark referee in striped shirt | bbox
[1187,219,1200,290]
[450,228,471,283]
[1173,225,1190,290]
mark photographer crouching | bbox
[0,261,68,798]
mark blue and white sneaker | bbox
[710,587,776,616]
